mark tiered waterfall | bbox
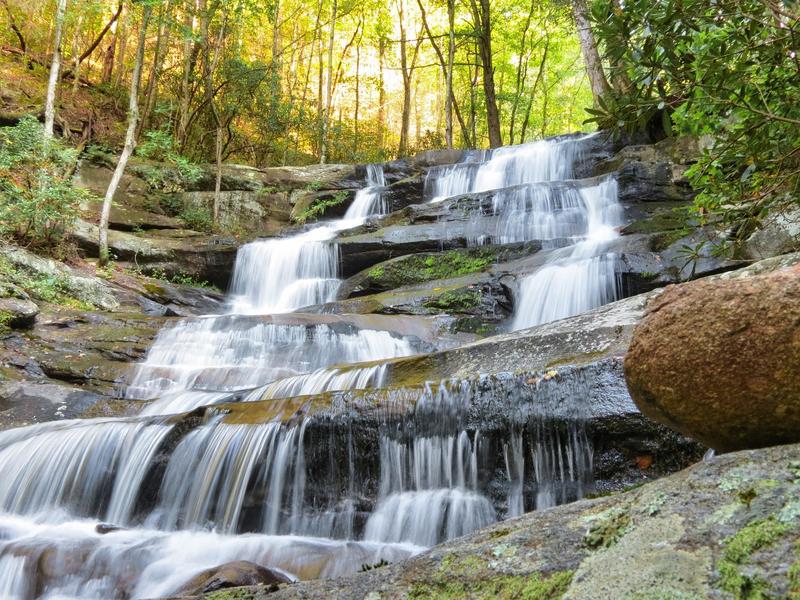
[0,137,624,598]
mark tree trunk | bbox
[469,0,501,148]
[140,0,173,136]
[509,0,535,145]
[99,4,151,267]
[397,0,411,157]
[353,23,362,154]
[1,0,26,54]
[445,0,455,149]
[320,0,337,164]
[44,0,67,140]
[71,14,83,94]
[75,2,124,67]
[572,0,610,106]
[113,6,129,88]
[377,36,386,151]
[177,0,196,147]
[416,0,471,147]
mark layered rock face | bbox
[238,441,800,600]
[2,130,798,599]
[626,259,800,452]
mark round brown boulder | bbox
[625,264,800,452]
[173,560,293,596]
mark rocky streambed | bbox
[0,131,798,599]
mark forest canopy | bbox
[0,0,798,254]
[0,0,593,166]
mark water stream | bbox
[0,140,622,597]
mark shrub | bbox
[0,117,92,250]
[179,205,214,232]
[135,129,203,193]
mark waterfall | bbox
[129,319,414,415]
[123,165,408,417]
[0,140,622,595]
[229,164,387,314]
[511,179,622,329]
[424,136,622,330]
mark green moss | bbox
[423,290,482,313]
[545,349,610,369]
[622,210,688,235]
[649,229,686,252]
[203,589,258,600]
[718,517,790,599]
[408,569,574,600]
[0,310,13,329]
[789,541,800,598]
[584,508,632,549]
[363,248,499,292]
[143,283,166,295]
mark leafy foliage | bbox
[0,117,91,249]
[590,0,800,244]
[293,190,350,223]
[135,129,203,193]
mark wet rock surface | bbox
[625,256,800,452]
[174,561,293,596]
[202,442,800,600]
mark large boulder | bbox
[625,261,800,452]
[173,560,292,596]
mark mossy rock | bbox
[343,243,537,297]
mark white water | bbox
[229,164,386,314]
[0,513,418,599]
[130,319,414,415]
[425,136,586,201]
[0,140,615,595]
[426,136,622,330]
[512,178,622,330]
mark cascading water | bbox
[122,164,416,417]
[229,164,386,314]
[425,136,623,330]
[0,139,615,597]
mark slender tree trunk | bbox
[509,0,535,145]
[469,0,501,147]
[520,33,548,141]
[113,6,129,88]
[44,0,68,140]
[416,0,471,147]
[99,4,152,266]
[1,0,26,54]
[445,0,455,148]
[101,40,115,84]
[320,0,337,164]
[178,0,197,148]
[397,0,411,157]
[140,0,174,136]
[572,0,610,106]
[315,0,324,158]
[353,27,361,154]
[71,14,83,94]
[74,2,124,69]
[377,36,386,151]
